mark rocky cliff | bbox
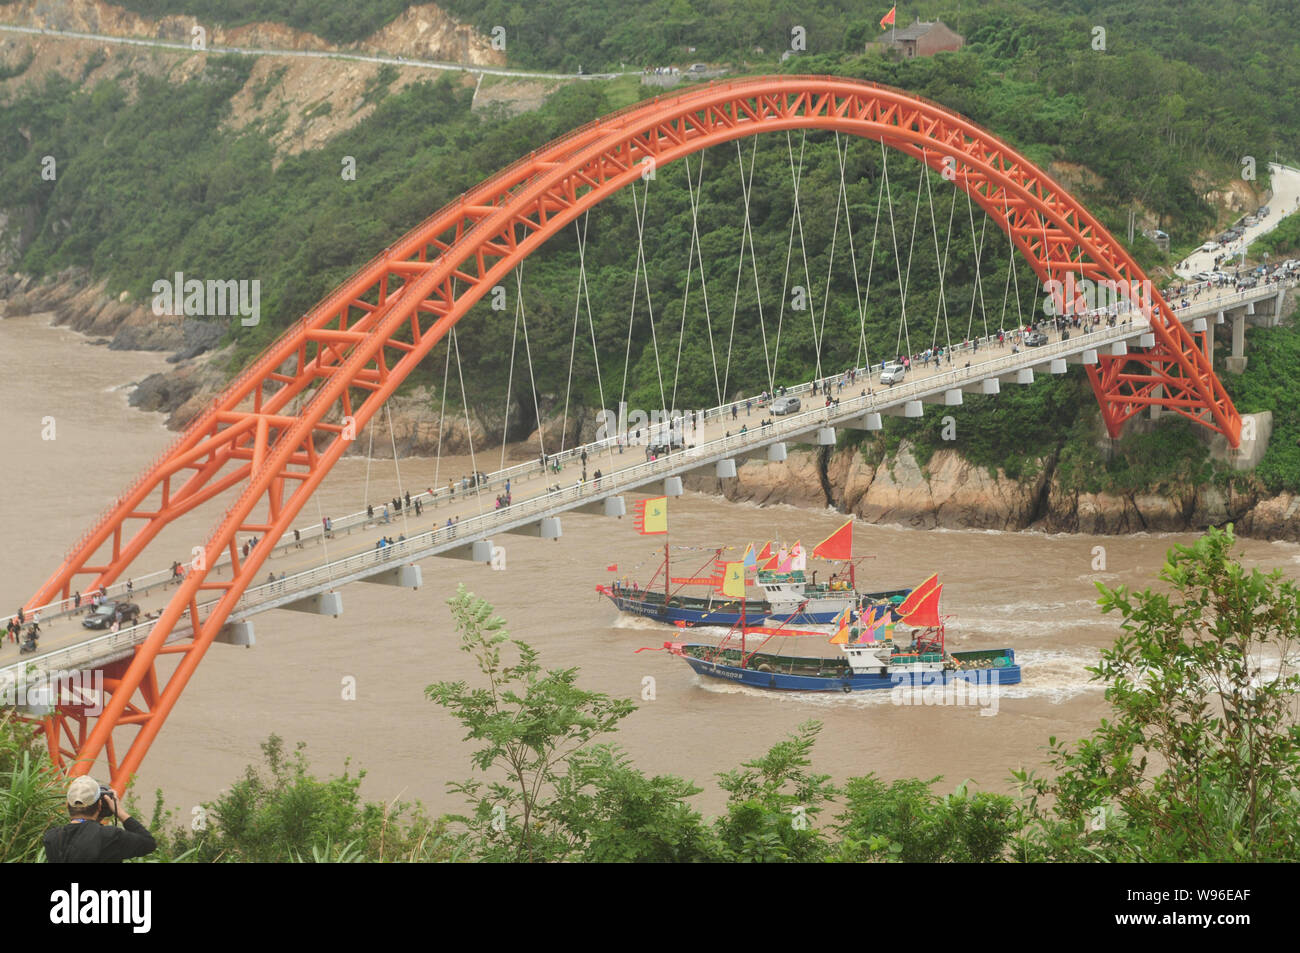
[683,442,1299,541]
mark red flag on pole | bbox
[606,564,618,572]
[880,5,896,28]
[896,573,939,618]
[812,519,853,560]
[901,583,943,627]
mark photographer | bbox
[44,776,156,863]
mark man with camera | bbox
[44,776,157,863]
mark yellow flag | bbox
[634,496,668,535]
[720,561,745,598]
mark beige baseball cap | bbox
[67,775,103,809]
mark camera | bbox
[96,785,116,821]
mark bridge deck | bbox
[2,280,1289,692]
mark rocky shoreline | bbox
[682,442,1299,542]
[5,268,1297,540]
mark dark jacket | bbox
[44,816,156,863]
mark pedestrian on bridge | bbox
[74,590,82,609]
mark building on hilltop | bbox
[869,19,965,58]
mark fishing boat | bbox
[657,573,1021,693]
[598,517,908,626]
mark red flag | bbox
[896,573,939,618]
[606,563,618,572]
[762,555,780,570]
[901,583,942,627]
[880,5,896,28]
[756,541,773,561]
[812,519,853,561]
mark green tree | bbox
[712,720,835,862]
[1015,525,1300,862]
[426,584,636,861]
[833,775,1017,862]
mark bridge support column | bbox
[883,400,923,418]
[1227,312,1248,373]
[767,442,788,461]
[1067,349,1097,366]
[998,368,1034,385]
[1149,384,1163,421]
[442,539,495,563]
[282,591,343,617]
[1192,317,1212,365]
[663,476,684,496]
[961,378,999,396]
[816,428,836,445]
[359,564,424,588]
[715,458,738,478]
[1049,359,1067,375]
[922,388,963,405]
[576,496,626,517]
[505,517,563,540]
[216,620,256,647]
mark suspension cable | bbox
[725,137,767,398]
[771,130,809,386]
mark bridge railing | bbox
[0,306,1271,684]
[13,277,1291,632]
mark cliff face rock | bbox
[690,442,1297,542]
[0,0,503,159]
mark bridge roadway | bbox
[1,280,1290,702]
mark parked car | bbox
[1238,276,1259,289]
[1024,331,1049,347]
[879,363,906,385]
[689,63,708,73]
[82,601,141,630]
[771,395,801,415]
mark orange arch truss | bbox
[23,75,1239,790]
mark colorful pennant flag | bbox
[606,563,618,572]
[880,5,896,29]
[756,541,773,561]
[633,496,668,535]
[719,562,746,598]
[812,519,853,561]
[828,604,852,644]
[742,543,757,568]
[790,541,806,571]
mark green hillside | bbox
[1,1,1297,488]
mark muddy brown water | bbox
[7,310,1298,820]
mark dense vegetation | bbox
[111,0,415,45]
[1,0,1297,483]
[5,528,1296,862]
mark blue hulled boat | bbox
[667,641,1020,693]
